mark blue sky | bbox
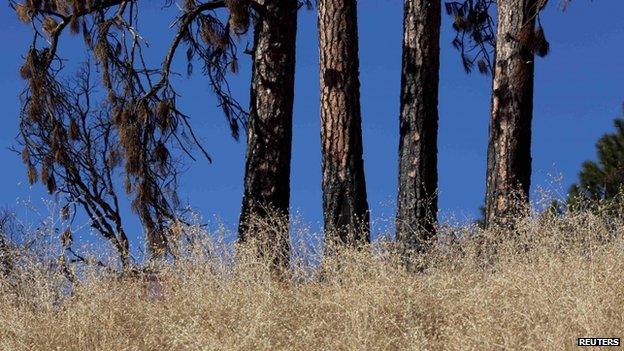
[1,1,623,253]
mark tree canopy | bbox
[568,108,624,209]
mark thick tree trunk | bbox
[485,0,537,227]
[396,0,440,251]
[318,0,370,245]
[238,0,298,266]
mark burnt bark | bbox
[238,0,298,266]
[485,0,538,227]
[396,0,441,251]
[318,0,370,245]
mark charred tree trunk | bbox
[318,0,370,245]
[396,0,441,251]
[238,0,298,267]
[485,0,538,227]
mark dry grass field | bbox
[1,208,623,350]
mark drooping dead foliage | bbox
[10,0,252,264]
[445,0,497,74]
[445,0,550,74]
[18,62,135,266]
[225,0,251,36]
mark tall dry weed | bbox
[1,204,623,350]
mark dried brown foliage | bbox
[17,63,133,266]
[0,207,623,349]
[446,0,497,74]
[10,0,255,261]
[226,0,251,36]
[515,21,551,59]
[446,0,550,74]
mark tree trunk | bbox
[141,204,167,260]
[318,0,370,245]
[396,0,440,251]
[485,0,538,227]
[238,0,298,267]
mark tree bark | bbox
[238,0,298,266]
[396,0,440,251]
[318,0,370,245]
[485,0,538,227]
[141,204,167,260]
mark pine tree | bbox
[238,0,299,268]
[483,0,549,228]
[13,0,249,262]
[446,0,550,228]
[396,0,441,251]
[318,0,370,245]
[568,112,624,208]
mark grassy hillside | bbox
[1,209,623,350]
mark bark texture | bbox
[318,0,370,245]
[485,0,538,227]
[239,0,298,264]
[396,0,441,251]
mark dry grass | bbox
[1,209,623,350]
